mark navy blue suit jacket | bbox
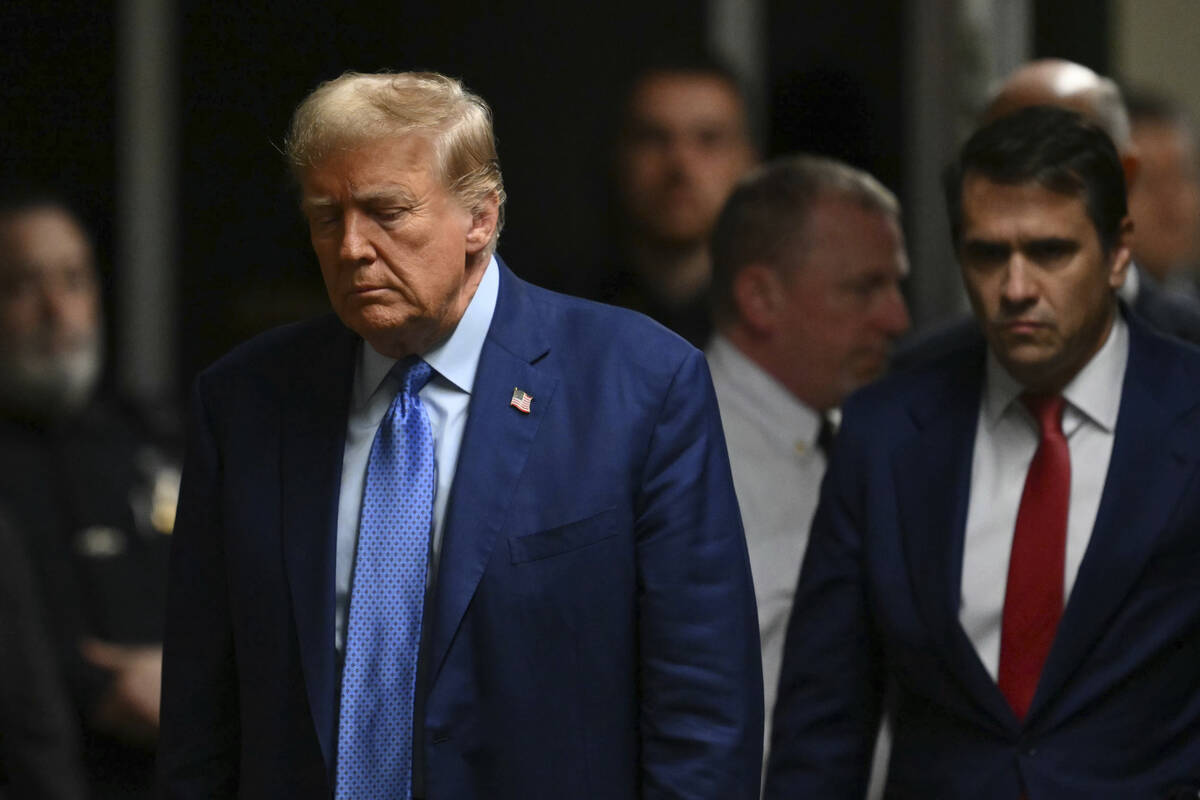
[765,310,1200,799]
[158,262,763,799]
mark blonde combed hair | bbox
[284,71,506,245]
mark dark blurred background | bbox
[0,0,1171,408]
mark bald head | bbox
[985,59,1132,154]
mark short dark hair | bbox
[711,154,899,322]
[617,50,757,148]
[0,182,88,229]
[945,106,1128,254]
[621,49,748,109]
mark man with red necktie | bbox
[765,106,1200,799]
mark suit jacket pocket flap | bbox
[509,508,617,564]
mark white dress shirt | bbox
[334,257,499,652]
[705,334,826,774]
[1118,260,1140,305]
[960,311,1129,679]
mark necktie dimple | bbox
[337,357,435,799]
[997,393,1070,721]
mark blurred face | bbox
[1129,120,1200,278]
[773,198,910,411]
[301,135,495,358]
[0,206,102,415]
[958,175,1130,393]
[617,72,755,248]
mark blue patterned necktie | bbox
[337,357,435,799]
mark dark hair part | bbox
[945,106,1128,254]
[711,154,899,322]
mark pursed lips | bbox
[349,283,390,295]
[996,318,1052,336]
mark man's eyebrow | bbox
[1022,236,1078,247]
[301,185,417,209]
[352,186,417,205]
[300,195,336,211]
[961,238,1009,252]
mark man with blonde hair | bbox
[158,71,762,799]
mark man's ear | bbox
[1120,150,1141,190]
[465,192,500,254]
[1108,215,1134,290]
[732,264,782,336]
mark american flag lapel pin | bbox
[510,387,533,414]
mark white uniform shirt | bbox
[705,334,826,774]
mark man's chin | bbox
[640,213,711,250]
[992,346,1065,391]
[847,352,889,386]
[0,348,102,421]
[344,309,442,360]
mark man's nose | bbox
[39,283,75,325]
[662,136,699,176]
[339,213,376,263]
[1000,257,1038,305]
[877,284,911,338]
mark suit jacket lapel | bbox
[893,340,1016,730]
[280,317,358,772]
[1031,317,1200,722]
[426,261,557,685]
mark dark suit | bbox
[765,311,1200,799]
[158,261,763,799]
[0,398,173,799]
[1134,268,1200,345]
[0,512,86,800]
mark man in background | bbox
[768,105,1200,799]
[0,191,176,799]
[1125,87,1200,297]
[592,56,757,345]
[706,155,909,780]
[895,59,1200,371]
[984,58,1200,344]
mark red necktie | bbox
[997,393,1070,720]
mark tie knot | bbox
[390,358,433,415]
[1021,392,1065,436]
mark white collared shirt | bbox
[960,311,1129,679]
[705,333,827,774]
[334,256,499,652]
[1118,261,1140,305]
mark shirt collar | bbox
[982,307,1128,433]
[1118,260,1140,304]
[356,255,500,405]
[706,333,823,447]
